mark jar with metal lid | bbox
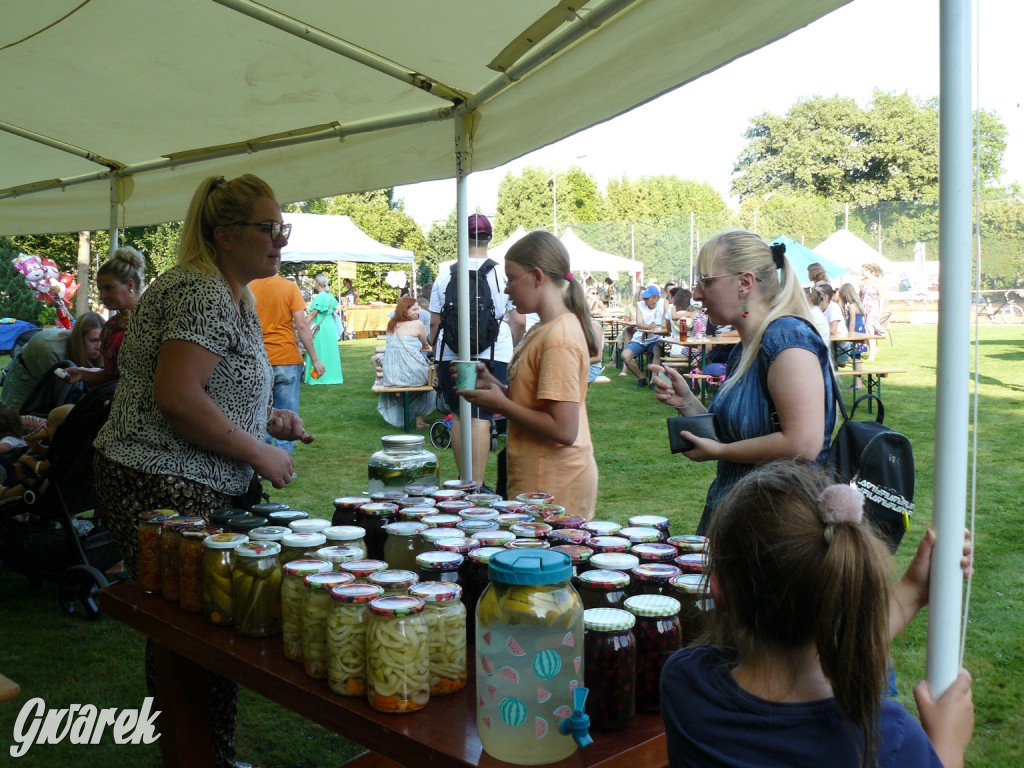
[251,501,289,518]
[623,594,682,713]
[515,491,554,505]
[475,548,583,765]
[303,571,356,678]
[631,542,678,564]
[410,582,467,695]
[265,508,308,527]
[547,528,591,547]
[160,517,204,601]
[403,482,439,497]
[496,513,533,529]
[583,608,636,732]
[368,434,439,493]
[137,510,179,592]
[282,559,333,661]
[490,500,528,515]
[225,513,268,534]
[431,488,466,503]
[366,595,430,713]
[370,490,408,505]
[357,503,398,561]
[442,478,477,493]
[289,518,331,535]
[464,492,502,507]
[316,545,363,569]
[323,525,368,558]
[582,520,621,537]
[510,521,552,540]
[367,568,418,596]
[249,525,290,542]
[398,506,436,524]
[668,573,712,644]
[397,495,436,509]
[545,514,586,530]
[209,508,246,528]
[179,527,216,613]
[587,535,631,554]
[628,514,671,541]
[577,569,630,610]
[617,526,661,545]
[667,534,708,555]
[435,500,472,515]
[332,496,371,527]
[674,552,709,574]
[463,545,502,641]
[418,526,457,554]
[415,550,463,585]
[434,538,477,605]
[589,552,640,574]
[280,532,328,564]
[421,513,462,529]
[327,583,383,696]
[505,537,550,549]
[551,544,593,579]
[456,519,499,537]
[340,558,388,583]
[232,541,283,637]
[630,563,682,596]
[523,503,565,520]
[458,507,499,522]
[383,521,428,571]
[472,530,516,548]
[202,532,248,626]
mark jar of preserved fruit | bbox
[366,595,430,713]
[547,528,591,547]
[225,513,268,535]
[316,545,363,569]
[550,544,593,580]
[587,535,631,555]
[435,500,473,515]
[668,573,712,645]
[179,527,215,613]
[455,519,499,537]
[209,508,246,528]
[160,517,203,601]
[421,513,462,529]
[367,568,418,596]
[577,569,630,610]
[327,583,383,697]
[617,526,661,546]
[410,582,467,695]
[397,495,436,509]
[674,552,709,574]
[303,571,356,678]
[289,518,330,535]
[415,551,463,585]
[280,532,328,564]
[515,492,554,505]
[248,525,290,543]
[370,490,408,505]
[383,521,428,571]
[583,608,636,732]
[631,542,678,565]
[368,434,439,493]
[582,520,621,537]
[398,506,436,524]
[458,507,499,522]
[545,514,586,530]
[666,534,708,555]
[332,496,371,527]
[442,479,477,493]
[490,500,528,515]
[282,559,333,661]
[463,546,503,644]
[323,525,368,558]
[137,510,179,593]
[504,538,550,549]
[523,503,565,520]
[430,488,466,503]
[628,514,671,541]
[340,558,388,583]
[464,493,502,507]
[629,563,682,597]
[623,594,682,713]
[403,482,439,497]
[356,503,399,561]
[496,513,533,530]
[589,552,640,574]
[472,530,516,548]
[232,541,284,638]
[252,502,289,518]
[202,532,249,626]
[509,522,552,540]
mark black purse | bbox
[666,413,721,454]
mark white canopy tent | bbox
[488,227,528,261]
[814,228,897,281]
[560,227,643,275]
[279,213,413,266]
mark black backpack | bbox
[438,259,501,361]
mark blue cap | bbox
[488,548,572,585]
[641,285,660,299]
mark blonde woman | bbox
[304,272,344,384]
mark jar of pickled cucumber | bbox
[577,569,630,610]
[475,549,583,765]
[582,520,621,537]
[327,583,383,697]
[160,517,204,601]
[280,532,328,564]
[629,563,682,597]
[340,559,388,583]
[628,515,671,541]
[583,608,636,732]
[623,594,682,714]
[356,503,398,562]
[202,532,249,626]
[587,536,631,555]
[232,541,284,638]
[137,510,179,592]
[617,526,662,546]
[316,545,363,569]
[368,435,439,494]
[324,525,368,558]
[383,521,428,571]
[366,595,430,713]
[303,571,356,678]
[631,542,678,565]
[225,513,269,535]
[179,527,214,614]
[332,497,371,527]
[289,518,331,535]
[282,559,332,661]
[410,582,467,695]
[367,569,418,596]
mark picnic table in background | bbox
[343,304,395,338]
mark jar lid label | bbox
[410,581,463,602]
[624,594,681,617]
[331,583,384,603]
[589,552,640,571]
[632,563,682,581]
[203,532,249,549]
[305,571,355,589]
[578,569,630,589]
[369,595,425,616]
[234,540,282,557]
[283,559,332,576]
[584,607,636,631]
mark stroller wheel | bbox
[429,419,452,451]
[58,565,109,620]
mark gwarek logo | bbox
[9,697,160,757]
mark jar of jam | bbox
[490,500,528,515]
[370,490,408,505]
[202,532,248,626]
[583,608,636,732]
[496,513,533,529]
[455,519,499,537]
[366,595,430,713]
[137,510,179,592]
[397,495,436,509]
[464,493,501,507]
[674,552,709,574]
[282,559,333,661]
[248,525,290,543]
[357,503,399,561]
[472,530,516,548]
[179,527,214,614]
[431,488,466,503]
[577,569,630,610]
[323,525,368,558]
[209,508,245,528]
[383,521,428,571]
[523,503,565,520]
[265,509,309,528]
[316,545,363,569]
[668,573,712,644]
[368,434,440,493]
[582,520,621,537]
[303,571,356,678]
[409,582,467,695]
[546,514,586,530]
[623,594,682,713]
[225,513,268,535]
[340,558,388,583]
[160,517,203,601]
[463,545,503,643]
[589,552,640,574]
[435,500,472,515]
[415,551,463,585]
[510,522,552,540]
[631,542,678,564]
[421,513,462,529]
[232,540,284,638]
[458,507,499,522]
[504,538,550,549]
[367,568,419,596]
[551,544,592,579]
[515,492,554,505]
[630,563,682,596]
[327,583,383,697]
[547,528,591,547]
[418,526,458,554]
[398,506,436,524]
[667,534,708,555]
[289,518,331,535]
[587,535,631,555]
[618,526,661,545]
[280,532,328,564]
[332,496,371,527]
[403,483,439,497]
[628,514,671,541]
[442,479,477,493]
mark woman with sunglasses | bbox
[94,173,311,768]
[650,229,834,534]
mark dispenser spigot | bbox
[558,686,593,748]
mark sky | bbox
[393,0,1024,230]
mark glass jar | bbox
[431,489,466,503]
[523,504,565,520]
[265,510,309,529]
[248,525,290,543]
[509,522,552,540]
[410,582,467,695]
[316,545,363,569]
[397,495,436,509]
[435,500,473,515]
[368,434,440,493]
[323,525,368,558]
[327,583,383,697]
[545,514,586,530]
[464,493,502,507]
[179,527,213,614]
[582,520,621,537]
[476,549,583,765]
[504,538,550,549]
[577,569,630,610]
[458,507,499,522]
[289,518,331,535]
[280,532,328,564]
[667,534,708,555]
[421,513,462,529]
[225,513,269,534]
[232,541,283,638]
[496,513,533,530]
[631,542,678,564]
[252,501,289,518]
[435,536,478,576]
[472,530,516,548]
[455,519,499,537]
[367,568,418,596]
[618,526,662,545]
[201,532,248,626]
[303,572,356,678]
[515,492,554,505]
[418,526,458,555]
[332,496,371,527]
[442,479,477,493]
[370,490,408,505]
[340,558,388,583]
[415,551,463,585]
[583,608,636,732]
[547,528,591,547]
[398,506,436,524]
[668,573,712,645]
[624,594,682,713]
[463,546,503,646]
[403,482,439,497]
[383,521,428,571]
[209,508,246,528]
[674,552,709,574]
[137,510,179,593]
[628,514,671,541]
[366,595,430,713]
[630,563,682,596]
[282,559,333,661]
[587,535,631,554]
[551,544,592,579]
[357,503,399,562]
[589,552,640,574]
[490,500,528,515]
[160,517,203,601]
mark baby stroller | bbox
[0,380,122,619]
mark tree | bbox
[494,167,557,239]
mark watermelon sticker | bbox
[507,636,526,657]
[562,631,575,647]
[535,716,548,740]
[487,684,498,700]
[482,716,492,729]
[478,693,485,708]
[480,654,494,674]
[498,666,520,683]
[537,686,551,703]
[532,649,562,679]
[569,680,579,692]
[499,697,528,728]
[573,655,582,674]
[483,630,492,646]
[552,705,571,718]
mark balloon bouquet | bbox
[11,254,79,329]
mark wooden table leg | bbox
[152,643,215,768]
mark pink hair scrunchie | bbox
[819,484,864,526]
[565,272,574,281]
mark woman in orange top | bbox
[459,231,600,518]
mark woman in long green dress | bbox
[304,273,344,384]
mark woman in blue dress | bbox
[650,229,835,534]
[304,273,344,384]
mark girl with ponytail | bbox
[458,230,599,518]
[661,461,974,768]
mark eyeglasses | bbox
[694,272,742,290]
[233,220,292,244]
[505,270,531,288]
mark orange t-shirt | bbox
[251,276,305,366]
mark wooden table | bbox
[344,305,396,338]
[667,337,739,404]
[99,582,668,768]
[831,332,885,411]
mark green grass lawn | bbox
[0,324,1021,766]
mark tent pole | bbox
[109,175,120,252]
[928,0,972,699]
[454,111,473,483]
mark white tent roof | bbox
[560,228,642,275]
[814,229,896,275]
[0,0,850,236]
[279,213,412,264]
[488,227,529,261]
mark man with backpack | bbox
[429,214,523,490]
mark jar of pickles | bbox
[303,572,356,678]
[367,569,418,596]
[202,532,249,626]
[629,563,682,597]
[415,551,463,585]
[327,583,383,697]
[332,496,371,527]
[668,573,712,645]
[316,545,363,569]
[623,594,682,713]
[324,526,368,557]
[160,517,203,601]
[368,434,440,493]
[179,527,213,613]
[628,515,671,541]
[583,608,636,732]
[340,559,388,583]
[248,525,290,543]
[366,595,430,713]
[289,518,330,535]
[410,582,467,695]
[137,510,179,592]
[383,522,428,571]
[356,503,398,561]
[577,569,630,610]
[232,541,284,638]
[280,532,328,564]
[282,559,332,661]
[225,513,268,535]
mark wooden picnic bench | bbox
[371,383,436,432]
[836,367,906,412]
